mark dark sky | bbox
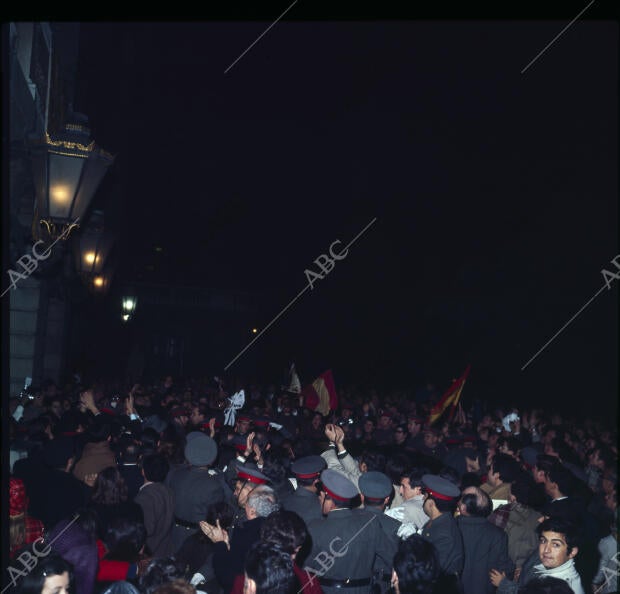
[72,18,617,411]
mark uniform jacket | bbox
[306,508,395,594]
[362,506,400,594]
[165,465,225,553]
[282,485,324,525]
[421,512,464,575]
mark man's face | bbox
[487,433,499,448]
[364,420,374,434]
[394,427,407,444]
[236,419,251,434]
[423,431,438,448]
[538,530,577,569]
[400,477,421,501]
[407,419,421,436]
[378,415,391,429]
[190,407,204,426]
[234,480,255,507]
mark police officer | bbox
[305,469,394,594]
[358,471,400,594]
[165,432,225,553]
[419,474,464,578]
[281,455,326,525]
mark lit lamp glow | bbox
[93,276,105,288]
[31,114,114,241]
[121,294,138,322]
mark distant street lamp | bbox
[75,211,115,279]
[122,294,138,322]
[30,113,114,242]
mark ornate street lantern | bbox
[30,113,114,241]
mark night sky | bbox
[71,17,617,413]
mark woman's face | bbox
[41,572,70,594]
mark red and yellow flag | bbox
[428,365,471,425]
[302,370,338,416]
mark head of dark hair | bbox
[535,454,558,476]
[91,466,127,505]
[384,453,411,484]
[460,472,482,489]
[138,557,185,594]
[460,487,492,518]
[546,466,575,497]
[491,453,521,483]
[392,534,440,594]
[537,517,580,554]
[86,420,112,443]
[358,449,387,473]
[403,467,429,489]
[104,516,146,561]
[244,542,298,594]
[141,453,169,483]
[13,551,73,594]
[518,577,575,594]
[260,510,308,554]
[140,427,162,452]
[510,472,537,506]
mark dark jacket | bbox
[457,515,514,594]
[282,485,323,525]
[165,465,226,553]
[134,482,175,557]
[306,508,395,594]
[363,506,400,593]
[213,516,265,593]
[73,441,117,482]
[421,512,464,576]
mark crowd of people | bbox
[6,374,619,594]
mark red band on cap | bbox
[237,471,267,485]
[295,472,321,479]
[426,487,456,501]
[364,496,386,504]
[323,484,352,502]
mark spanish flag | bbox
[428,365,471,426]
[302,370,338,416]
